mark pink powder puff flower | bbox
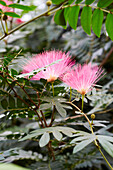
[0,0,12,12]
[22,50,74,82]
[62,63,104,95]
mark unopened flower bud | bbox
[2,14,8,21]
[91,114,95,120]
[46,0,52,6]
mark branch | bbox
[0,4,63,40]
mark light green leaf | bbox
[85,0,95,5]
[40,103,52,110]
[55,102,67,117]
[81,6,92,35]
[97,0,113,8]
[68,5,80,30]
[8,3,36,11]
[39,132,50,147]
[98,138,113,157]
[73,138,94,153]
[61,104,72,109]
[4,12,21,18]
[52,130,63,141]
[97,135,113,143]
[92,9,104,37]
[19,132,43,141]
[0,163,29,170]
[71,134,96,144]
[54,9,67,29]
[105,13,113,41]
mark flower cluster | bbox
[22,50,104,95]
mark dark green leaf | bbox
[17,98,23,108]
[51,0,66,5]
[68,0,75,4]
[0,0,6,6]
[76,0,83,4]
[8,3,36,11]
[11,69,18,77]
[92,9,104,37]
[1,99,8,109]
[9,95,15,108]
[97,0,113,8]
[4,12,21,18]
[81,6,92,35]
[68,5,80,30]
[54,9,67,29]
[85,0,95,5]
[105,13,113,41]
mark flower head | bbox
[0,0,12,12]
[62,63,104,95]
[22,50,74,82]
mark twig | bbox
[49,105,55,126]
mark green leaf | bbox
[105,13,113,41]
[55,102,67,117]
[81,6,92,35]
[17,59,63,78]
[98,138,113,157]
[73,138,94,153]
[40,103,52,110]
[71,134,95,144]
[68,5,80,30]
[54,9,67,29]
[17,98,23,108]
[9,95,15,108]
[8,3,36,11]
[51,0,66,5]
[68,0,75,4]
[0,0,6,6]
[52,130,63,141]
[11,69,18,77]
[61,104,72,109]
[20,126,77,141]
[92,9,104,37]
[97,0,113,8]
[1,99,8,109]
[4,12,21,18]
[39,132,50,147]
[97,135,113,143]
[76,0,83,4]
[85,0,95,5]
[64,7,71,23]
[0,163,29,170]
